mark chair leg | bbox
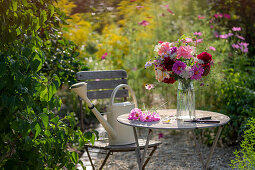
[99,150,112,170]
[85,146,95,170]
[142,146,158,170]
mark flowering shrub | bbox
[145,36,213,84]
[128,108,160,122]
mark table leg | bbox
[205,126,223,169]
[141,129,152,168]
[193,129,205,168]
[193,126,223,170]
[133,127,142,170]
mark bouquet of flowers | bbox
[145,36,213,84]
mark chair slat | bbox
[77,70,127,80]
[86,79,127,90]
[87,89,129,99]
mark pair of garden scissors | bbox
[184,116,220,123]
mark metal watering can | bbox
[70,82,137,145]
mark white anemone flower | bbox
[180,66,192,80]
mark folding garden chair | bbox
[76,70,161,170]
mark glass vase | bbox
[176,80,195,120]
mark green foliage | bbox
[0,0,93,168]
[230,118,255,169]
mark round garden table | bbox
[117,109,230,170]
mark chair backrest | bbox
[76,70,129,100]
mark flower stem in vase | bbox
[177,80,195,120]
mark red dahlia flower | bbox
[162,76,176,84]
[197,52,212,63]
[162,57,175,71]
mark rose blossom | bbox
[172,61,186,74]
[177,46,194,59]
[197,52,212,63]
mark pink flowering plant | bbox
[145,35,213,85]
[128,108,160,122]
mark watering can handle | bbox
[110,84,138,108]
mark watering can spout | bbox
[70,82,117,139]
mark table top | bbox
[117,109,230,130]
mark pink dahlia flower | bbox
[172,61,186,75]
[191,65,204,80]
[177,46,194,59]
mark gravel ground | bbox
[79,127,237,170]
